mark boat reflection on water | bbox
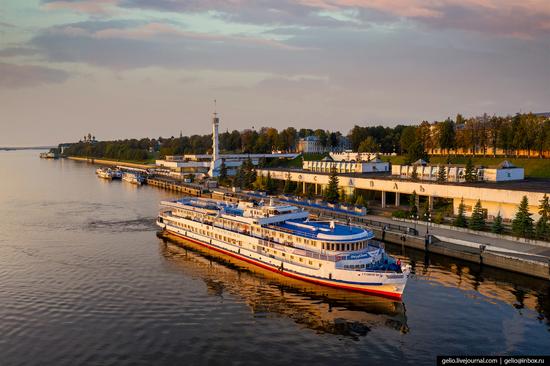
[158,232,409,339]
[385,242,550,332]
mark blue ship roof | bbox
[274,219,373,242]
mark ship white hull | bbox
[158,221,408,299]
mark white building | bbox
[391,160,524,183]
[303,157,389,174]
[329,151,396,162]
[296,135,351,154]
[257,168,548,221]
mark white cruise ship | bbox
[157,197,411,299]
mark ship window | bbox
[319,264,322,267]
[299,258,303,262]
[309,261,313,265]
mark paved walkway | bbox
[363,214,550,258]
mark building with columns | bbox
[256,168,550,221]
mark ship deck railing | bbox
[160,212,388,265]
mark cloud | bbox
[0,47,40,57]
[0,62,70,88]
[28,20,312,71]
[86,0,550,38]
[42,0,118,14]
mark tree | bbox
[438,118,456,155]
[421,199,431,221]
[355,194,366,207]
[512,196,534,238]
[358,136,380,153]
[436,165,447,183]
[265,171,277,194]
[218,158,228,186]
[411,165,419,180]
[409,191,418,219]
[536,194,550,240]
[464,158,476,182]
[468,199,486,230]
[324,167,340,203]
[306,184,315,199]
[399,126,417,154]
[491,211,504,234]
[453,198,467,228]
[283,173,295,194]
[339,189,347,204]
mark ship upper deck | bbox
[164,197,374,243]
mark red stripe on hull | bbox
[162,230,403,301]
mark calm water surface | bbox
[1,150,549,366]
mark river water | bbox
[1,150,549,366]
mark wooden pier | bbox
[146,177,205,197]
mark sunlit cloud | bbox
[0,62,70,88]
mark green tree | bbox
[358,136,380,153]
[218,158,228,186]
[339,189,347,203]
[265,171,277,194]
[411,165,418,180]
[283,173,295,194]
[468,199,486,230]
[324,167,340,203]
[421,200,431,221]
[464,158,476,182]
[535,194,550,240]
[438,118,456,155]
[355,194,366,207]
[409,191,418,219]
[453,198,467,228]
[491,211,504,234]
[512,196,534,238]
[306,184,315,199]
[436,165,447,183]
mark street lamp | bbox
[426,211,432,235]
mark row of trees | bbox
[64,138,154,161]
[420,113,550,157]
[453,195,550,240]
[65,112,549,162]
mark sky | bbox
[1,0,549,146]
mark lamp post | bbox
[426,211,432,235]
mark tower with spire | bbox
[208,100,222,177]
